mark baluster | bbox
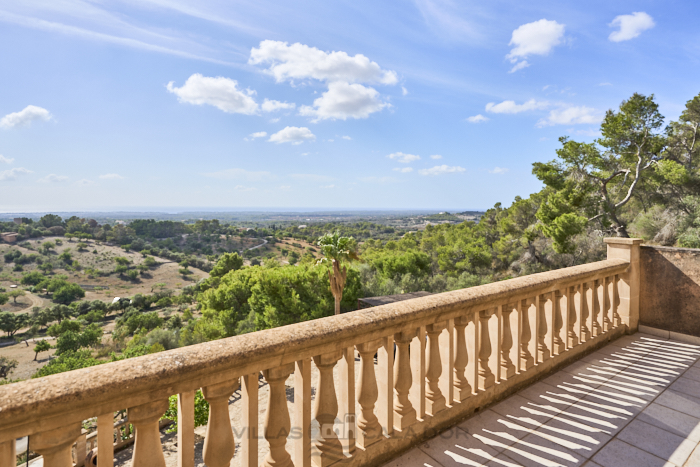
[242,373,259,467]
[312,351,344,467]
[477,310,496,390]
[394,330,417,430]
[97,412,115,467]
[567,286,578,348]
[377,336,394,437]
[425,323,446,415]
[612,275,621,327]
[262,364,295,467]
[453,315,472,401]
[295,358,312,467]
[202,379,239,467]
[603,276,612,332]
[409,326,426,420]
[31,423,82,467]
[591,279,602,336]
[580,282,591,342]
[500,305,516,379]
[553,290,566,355]
[337,347,355,456]
[0,439,16,466]
[75,430,87,466]
[355,339,383,447]
[176,391,195,467]
[519,299,534,370]
[128,399,169,467]
[536,294,550,362]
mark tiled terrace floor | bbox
[385,333,700,467]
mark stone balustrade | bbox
[0,239,640,467]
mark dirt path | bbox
[16,292,45,314]
[247,238,268,251]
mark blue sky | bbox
[0,0,698,212]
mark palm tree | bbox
[317,232,358,315]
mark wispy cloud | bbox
[467,114,489,123]
[0,155,14,164]
[387,152,420,163]
[99,173,124,180]
[393,167,414,173]
[418,165,465,176]
[489,167,509,174]
[609,12,654,42]
[38,174,68,183]
[202,168,272,181]
[0,167,32,181]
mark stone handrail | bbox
[0,238,641,467]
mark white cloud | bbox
[393,167,414,173]
[341,135,352,140]
[508,60,530,73]
[166,74,259,115]
[0,105,52,128]
[609,12,654,42]
[430,155,443,160]
[269,118,280,123]
[75,179,95,186]
[202,168,272,181]
[99,173,124,180]
[299,82,389,121]
[467,114,489,123]
[0,155,14,164]
[506,19,565,72]
[485,99,548,114]
[0,167,32,181]
[387,152,420,164]
[489,167,509,174]
[537,106,601,127]
[249,40,398,85]
[38,174,68,183]
[268,126,316,145]
[402,86,408,96]
[261,99,296,112]
[245,131,267,141]
[327,139,335,142]
[418,165,466,176]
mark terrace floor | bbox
[384,332,700,467]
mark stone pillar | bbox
[31,423,82,467]
[128,399,170,467]
[453,315,472,401]
[477,310,495,390]
[519,299,534,371]
[201,379,239,467]
[393,330,417,430]
[500,305,516,379]
[355,339,383,448]
[604,238,642,334]
[176,392,194,467]
[0,439,16,467]
[262,364,295,467]
[312,351,344,467]
[425,323,446,415]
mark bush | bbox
[33,350,100,378]
[21,271,46,286]
[162,389,209,433]
[144,328,180,350]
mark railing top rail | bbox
[0,258,628,437]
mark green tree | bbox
[0,356,18,379]
[55,324,102,354]
[40,241,56,254]
[0,312,30,336]
[317,232,358,315]
[0,294,8,306]
[53,283,85,304]
[32,350,100,378]
[7,289,25,304]
[21,271,46,286]
[209,252,244,278]
[33,339,51,361]
[39,214,63,229]
[534,93,666,245]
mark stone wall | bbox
[640,245,700,336]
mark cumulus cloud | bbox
[609,12,654,42]
[506,19,565,72]
[485,99,548,114]
[418,165,466,176]
[0,155,14,164]
[249,40,398,85]
[430,155,443,160]
[402,87,409,96]
[341,135,352,140]
[166,74,259,115]
[489,167,509,174]
[261,99,296,112]
[299,82,389,121]
[268,126,316,144]
[0,105,52,128]
[201,168,272,181]
[38,174,68,183]
[467,114,489,123]
[0,167,32,181]
[99,173,124,180]
[537,106,601,126]
[245,131,267,141]
[387,152,420,164]
[393,167,414,173]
